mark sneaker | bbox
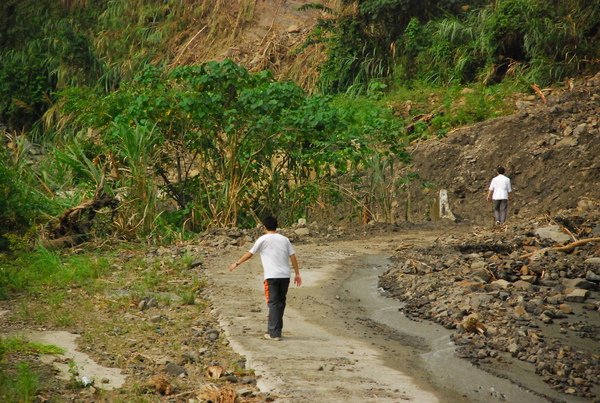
[264,333,282,341]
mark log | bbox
[49,181,118,246]
[520,237,600,259]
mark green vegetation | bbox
[0,336,64,359]
[0,337,63,403]
[1,0,598,241]
[0,247,109,298]
[304,0,600,93]
[0,362,40,403]
[0,3,596,244]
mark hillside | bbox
[2,1,600,402]
[403,73,600,225]
[172,0,329,90]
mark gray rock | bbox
[520,275,536,284]
[287,24,301,34]
[585,270,600,282]
[165,362,187,377]
[562,278,597,290]
[572,123,588,136]
[508,342,520,355]
[470,261,486,270]
[241,376,257,385]
[206,330,220,341]
[149,315,163,323]
[188,259,203,269]
[514,280,533,290]
[471,268,492,283]
[585,257,600,266]
[238,388,254,397]
[546,294,563,305]
[138,297,158,311]
[491,279,510,289]
[534,225,572,244]
[294,228,310,236]
[564,288,589,303]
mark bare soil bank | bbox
[402,73,600,225]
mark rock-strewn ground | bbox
[380,200,600,401]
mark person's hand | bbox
[294,275,302,287]
[229,262,238,272]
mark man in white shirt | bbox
[487,166,512,225]
[229,216,302,340]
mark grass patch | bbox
[0,336,64,359]
[0,362,40,403]
[0,247,110,298]
[382,78,525,139]
[0,337,63,402]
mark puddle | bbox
[24,330,126,390]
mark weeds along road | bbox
[206,230,550,403]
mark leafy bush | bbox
[0,148,46,234]
[59,60,405,231]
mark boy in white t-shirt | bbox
[229,216,302,340]
[487,166,512,225]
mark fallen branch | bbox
[530,83,547,104]
[48,179,118,246]
[520,237,600,259]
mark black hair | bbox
[497,166,505,174]
[262,216,278,231]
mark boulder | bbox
[564,288,589,303]
[562,278,597,290]
[534,225,571,244]
[585,270,600,282]
[490,279,510,289]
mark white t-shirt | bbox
[489,174,512,200]
[249,233,295,279]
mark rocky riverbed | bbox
[380,199,600,401]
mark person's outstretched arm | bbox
[229,252,253,271]
[290,254,302,286]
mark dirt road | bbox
[207,230,550,402]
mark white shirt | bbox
[489,174,512,200]
[249,233,295,279]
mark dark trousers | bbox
[493,199,509,223]
[264,278,290,338]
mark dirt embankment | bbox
[403,73,600,224]
[173,0,330,90]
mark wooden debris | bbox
[520,237,600,259]
[206,365,224,379]
[47,179,118,247]
[146,374,173,396]
[530,83,547,103]
[197,384,237,403]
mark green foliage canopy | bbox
[305,0,600,93]
[60,60,404,230]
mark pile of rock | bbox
[380,203,600,398]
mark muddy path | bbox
[207,230,550,402]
